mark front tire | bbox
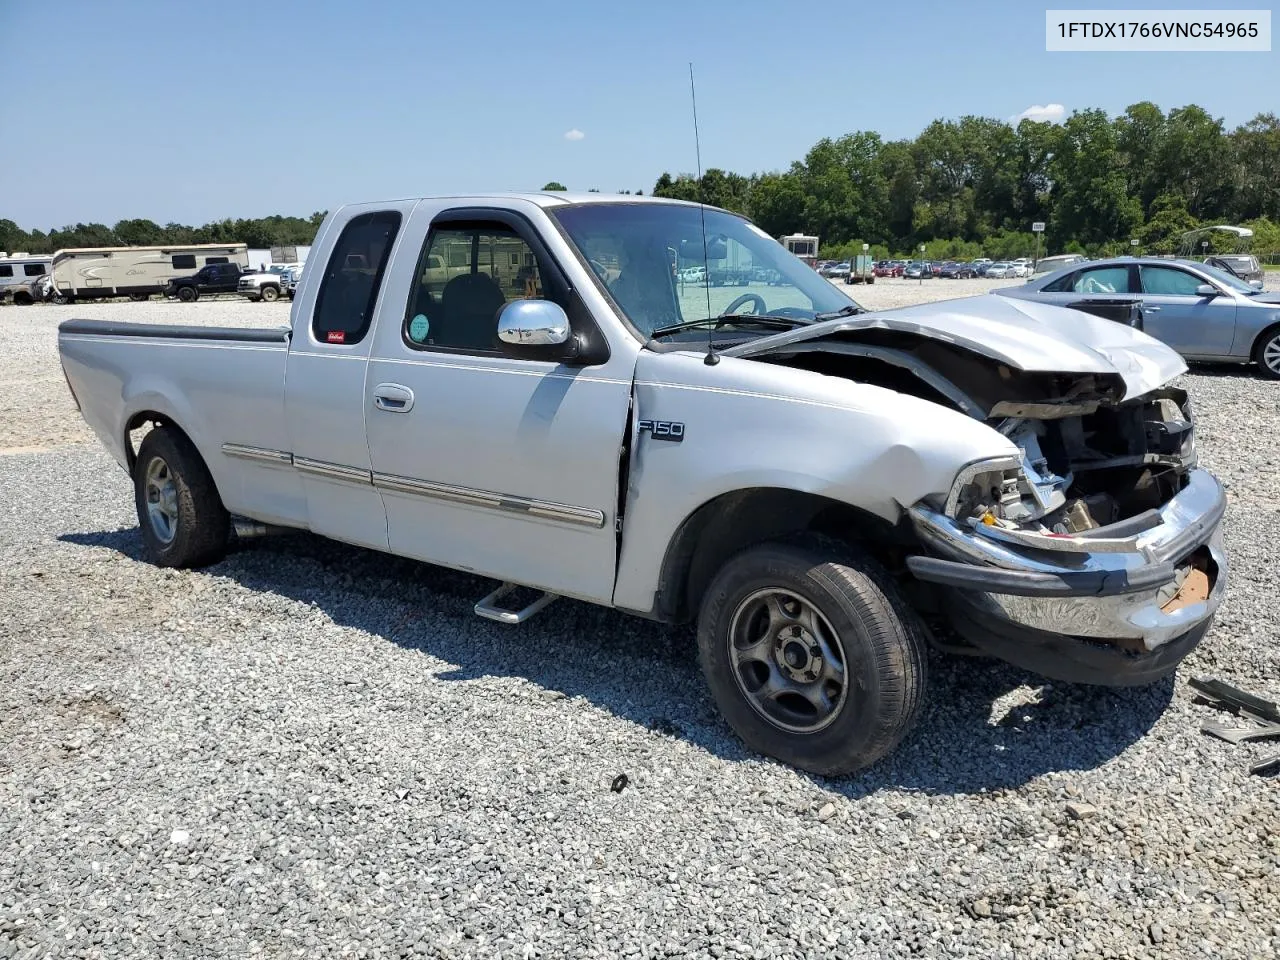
[696,541,927,776]
[133,427,229,568]
[1254,327,1280,380]
[260,285,280,303]
[177,286,198,303]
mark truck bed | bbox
[57,318,296,523]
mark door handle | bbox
[1144,306,1161,312]
[372,383,415,413]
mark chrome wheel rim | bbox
[728,588,848,734]
[1264,335,1280,376]
[144,456,179,544]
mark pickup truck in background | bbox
[165,261,247,302]
[238,263,303,302]
[58,193,1228,776]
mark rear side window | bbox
[24,263,46,276]
[0,265,12,278]
[172,254,197,269]
[206,257,229,265]
[1069,267,1131,294]
[312,210,402,345]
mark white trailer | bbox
[50,244,249,302]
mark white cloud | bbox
[1012,103,1066,124]
[563,128,585,141]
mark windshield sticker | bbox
[409,313,430,342]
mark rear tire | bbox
[129,293,150,302]
[133,427,229,568]
[177,286,198,303]
[1253,327,1280,380]
[260,285,280,303]
[696,541,927,776]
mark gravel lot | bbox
[2,282,1279,959]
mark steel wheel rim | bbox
[1264,335,1280,375]
[144,456,179,544]
[727,587,849,734]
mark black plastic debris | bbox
[610,774,629,793]
[1189,675,1280,775]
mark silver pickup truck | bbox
[57,193,1227,775]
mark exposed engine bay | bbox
[758,331,1198,534]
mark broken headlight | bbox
[944,450,1071,526]
[944,456,1025,522]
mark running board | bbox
[474,583,559,624]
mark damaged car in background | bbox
[57,195,1227,777]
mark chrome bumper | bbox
[907,468,1228,653]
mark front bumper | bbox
[907,468,1228,685]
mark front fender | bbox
[610,350,1017,613]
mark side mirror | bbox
[497,299,577,359]
[1195,284,1218,297]
[1250,279,1264,290]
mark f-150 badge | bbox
[637,419,684,442]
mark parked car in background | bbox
[1203,254,1264,286]
[995,256,1280,378]
[903,261,930,279]
[821,261,851,279]
[1030,254,1089,278]
[873,260,903,278]
[985,261,1016,279]
[1009,259,1031,278]
[939,261,978,279]
[165,261,248,302]
[0,253,53,304]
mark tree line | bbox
[650,102,1280,262]
[0,213,327,256]
[4,102,1278,264]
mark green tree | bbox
[541,181,567,191]
[1049,109,1141,248]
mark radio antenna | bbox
[689,62,718,366]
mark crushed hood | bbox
[722,294,1187,399]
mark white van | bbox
[0,253,54,304]
[50,243,249,303]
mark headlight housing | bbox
[944,456,1024,521]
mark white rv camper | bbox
[0,253,54,304]
[49,243,249,302]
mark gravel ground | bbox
[2,285,1279,959]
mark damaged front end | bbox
[743,324,1228,686]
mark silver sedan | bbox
[995,257,1280,379]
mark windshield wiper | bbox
[648,314,812,339]
[812,304,865,322]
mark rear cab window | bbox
[311,210,402,345]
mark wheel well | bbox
[1252,321,1280,360]
[653,488,906,624]
[123,411,190,470]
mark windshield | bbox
[550,203,859,338]
[1196,261,1258,293]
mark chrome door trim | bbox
[293,455,373,485]
[221,442,295,466]
[372,472,606,529]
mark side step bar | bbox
[474,582,559,624]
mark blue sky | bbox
[1,0,1275,229]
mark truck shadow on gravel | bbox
[62,527,1174,797]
